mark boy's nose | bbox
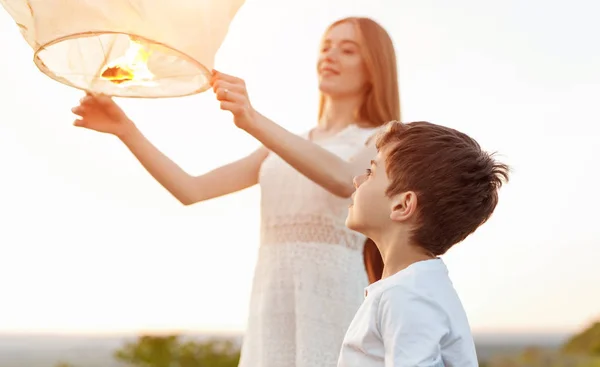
[353,175,364,188]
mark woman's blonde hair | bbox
[319,17,401,283]
[318,17,401,127]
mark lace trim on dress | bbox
[261,213,365,250]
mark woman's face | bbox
[317,22,369,98]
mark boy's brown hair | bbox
[376,121,509,256]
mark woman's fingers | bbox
[73,118,86,127]
[211,69,243,84]
[71,105,85,117]
[215,88,245,103]
[210,71,252,122]
[217,90,246,111]
[79,95,102,108]
[94,94,115,107]
[215,87,229,101]
[219,101,244,115]
[72,105,89,127]
[79,93,112,108]
[211,79,244,95]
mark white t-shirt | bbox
[337,258,478,367]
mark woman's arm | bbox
[245,112,376,198]
[211,70,378,198]
[120,127,268,205]
[72,94,268,205]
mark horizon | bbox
[0,330,573,346]
[0,330,574,338]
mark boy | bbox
[339,121,509,367]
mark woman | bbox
[72,17,399,367]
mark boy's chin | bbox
[345,215,367,234]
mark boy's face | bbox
[346,150,394,236]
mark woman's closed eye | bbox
[342,48,356,55]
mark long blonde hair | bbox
[319,17,401,283]
[318,17,401,127]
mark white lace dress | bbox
[238,124,378,367]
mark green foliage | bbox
[488,353,600,367]
[487,320,600,367]
[563,322,600,356]
[177,338,240,367]
[114,335,180,367]
[113,334,240,367]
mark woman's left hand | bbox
[211,70,258,131]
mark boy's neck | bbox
[376,233,436,279]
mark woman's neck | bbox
[319,95,364,131]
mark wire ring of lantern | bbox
[33,31,211,99]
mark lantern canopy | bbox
[0,0,245,98]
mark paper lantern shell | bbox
[0,0,245,98]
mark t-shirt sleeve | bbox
[377,287,450,367]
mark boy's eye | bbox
[365,168,372,176]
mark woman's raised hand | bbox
[211,70,259,131]
[71,93,134,137]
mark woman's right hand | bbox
[71,93,135,137]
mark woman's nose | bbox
[324,47,340,61]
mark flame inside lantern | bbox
[100,37,156,85]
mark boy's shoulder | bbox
[366,259,454,328]
[374,282,450,328]
[367,259,450,299]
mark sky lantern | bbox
[0,0,245,98]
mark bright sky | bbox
[0,0,598,335]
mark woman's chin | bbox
[318,81,340,96]
[318,83,362,100]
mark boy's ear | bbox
[390,191,418,222]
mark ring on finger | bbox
[223,88,229,98]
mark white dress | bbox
[238,124,379,367]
